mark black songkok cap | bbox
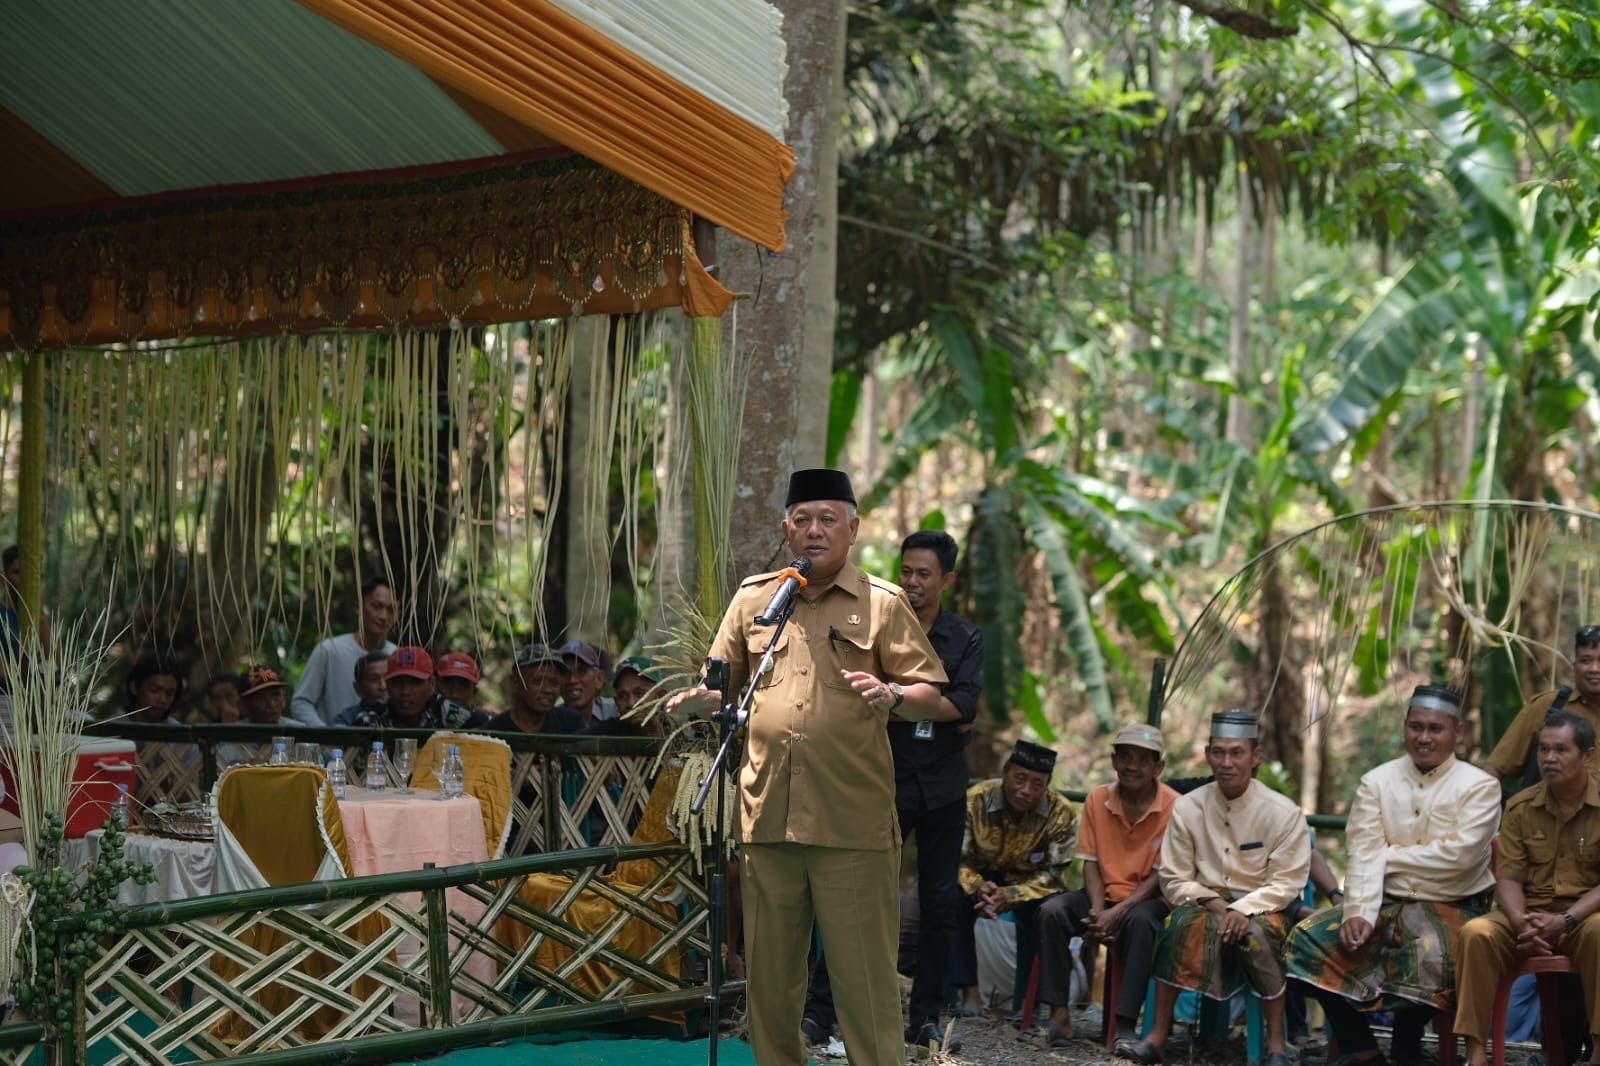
[785,468,857,508]
[1408,684,1462,717]
[1210,708,1259,739]
[1007,739,1057,775]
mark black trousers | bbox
[1041,889,1169,1022]
[953,890,1048,1009]
[804,797,966,1030]
[1303,985,1432,1056]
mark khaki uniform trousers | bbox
[741,842,904,1066]
[1453,909,1600,1041]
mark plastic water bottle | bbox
[326,748,348,799]
[443,744,466,799]
[366,741,388,792]
[268,741,288,765]
[112,783,131,827]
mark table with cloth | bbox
[68,828,216,904]
[336,787,495,1021]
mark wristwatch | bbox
[887,682,905,711]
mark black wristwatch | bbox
[887,682,905,711]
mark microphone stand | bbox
[691,596,797,1066]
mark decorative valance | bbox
[0,152,732,350]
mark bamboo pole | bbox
[422,870,452,1027]
[215,985,739,1066]
[16,352,44,640]
[46,841,684,934]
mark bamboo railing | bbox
[0,729,726,1065]
[2,840,723,1066]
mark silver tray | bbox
[139,804,214,841]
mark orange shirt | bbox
[1078,780,1178,901]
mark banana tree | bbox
[853,309,1184,739]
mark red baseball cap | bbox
[436,652,480,683]
[387,646,434,680]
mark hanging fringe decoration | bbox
[10,312,682,698]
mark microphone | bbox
[755,557,811,625]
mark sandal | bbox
[1046,1023,1072,1049]
[1114,1036,1162,1065]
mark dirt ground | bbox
[799,1003,1546,1066]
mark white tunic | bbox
[1341,753,1499,925]
[1160,779,1311,916]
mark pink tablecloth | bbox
[336,788,487,875]
[337,788,493,1021]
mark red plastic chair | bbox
[1489,954,1580,1066]
[1021,942,1150,1050]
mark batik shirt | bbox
[957,778,1077,903]
[348,694,489,730]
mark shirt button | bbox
[799,666,809,675]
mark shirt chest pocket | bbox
[821,628,874,689]
[1523,833,1557,873]
[747,631,789,691]
[1231,840,1271,882]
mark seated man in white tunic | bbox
[1115,709,1310,1066]
[1284,684,1499,1066]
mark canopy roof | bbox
[0,0,795,348]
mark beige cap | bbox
[1111,723,1166,755]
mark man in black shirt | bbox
[802,529,984,1049]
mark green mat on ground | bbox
[402,1033,757,1066]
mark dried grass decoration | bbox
[0,616,153,1034]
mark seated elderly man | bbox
[953,739,1077,1016]
[1115,709,1310,1066]
[1453,710,1600,1066]
[1285,685,1499,1066]
[1039,722,1177,1047]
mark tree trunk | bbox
[564,315,614,644]
[1226,179,1256,447]
[720,0,847,582]
[1254,550,1305,782]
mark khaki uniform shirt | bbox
[957,778,1078,903]
[1486,689,1600,785]
[1160,779,1310,916]
[708,560,946,850]
[1342,754,1499,925]
[1499,778,1600,912]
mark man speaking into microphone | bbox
[669,468,947,1066]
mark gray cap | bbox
[514,642,567,670]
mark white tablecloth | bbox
[65,828,216,905]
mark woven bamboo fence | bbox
[0,840,722,1066]
[0,730,726,1064]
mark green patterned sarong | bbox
[1283,897,1487,1011]
[1153,903,1293,1001]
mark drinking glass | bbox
[293,742,321,766]
[271,735,295,757]
[431,744,450,799]
[393,738,418,794]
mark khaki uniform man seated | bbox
[1116,709,1310,1066]
[1453,710,1600,1066]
